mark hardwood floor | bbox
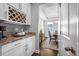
[40,48,58,56]
[41,38,58,50]
[32,38,58,56]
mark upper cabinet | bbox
[21,3,31,25]
[8,4,26,23]
[8,3,20,9]
[0,3,31,25]
[0,4,7,20]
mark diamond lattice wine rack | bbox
[8,4,26,24]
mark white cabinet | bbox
[0,4,7,20]
[25,36,35,56]
[3,46,25,56]
[0,3,20,20]
[9,3,31,25]
[21,3,31,25]
[2,39,26,56]
[8,3,19,9]
[1,36,35,56]
[0,3,31,25]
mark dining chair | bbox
[48,31,55,44]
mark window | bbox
[47,22,53,32]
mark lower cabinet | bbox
[3,45,25,56]
[25,36,36,56]
[1,36,36,56]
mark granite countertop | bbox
[0,33,35,45]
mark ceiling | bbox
[39,3,59,21]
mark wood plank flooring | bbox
[32,38,58,56]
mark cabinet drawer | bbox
[2,39,25,54]
[2,45,25,56]
[2,47,18,56]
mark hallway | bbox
[38,3,79,56]
[40,38,58,56]
[32,38,58,56]
[41,38,58,50]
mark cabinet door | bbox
[26,36,35,56]
[2,39,26,56]
[3,45,25,56]
[25,43,31,56]
[21,3,31,25]
[30,36,35,53]
[0,4,7,20]
[15,45,25,56]
[3,48,17,56]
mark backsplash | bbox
[0,23,30,36]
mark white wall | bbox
[39,5,47,20]
[60,3,69,35]
[38,18,44,33]
[69,3,78,55]
[78,3,79,56]
[44,20,48,37]
[59,3,78,56]
[29,3,39,50]
[38,5,46,33]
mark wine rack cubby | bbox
[8,4,26,23]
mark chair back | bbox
[48,31,52,38]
